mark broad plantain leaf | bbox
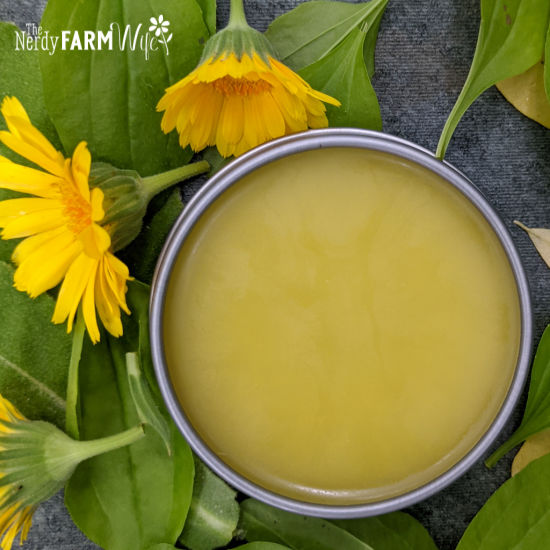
[487,325,550,467]
[0,261,69,427]
[437,0,550,158]
[65,283,194,550]
[239,499,374,550]
[457,453,550,549]
[179,457,240,550]
[299,26,381,130]
[39,0,209,176]
[265,0,388,75]
[333,513,438,550]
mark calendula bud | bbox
[89,163,148,252]
[89,160,210,253]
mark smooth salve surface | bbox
[164,148,521,505]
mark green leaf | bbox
[265,0,388,75]
[239,499,374,550]
[39,0,210,177]
[196,0,217,35]
[299,26,381,130]
[120,189,184,284]
[333,513,439,550]
[0,261,69,427]
[487,325,550,466]
[456,453,550,549]
[179,457,239,550]
[127,351,172,455]
[65,283,194,550]
[436,0,550,158]
[237,545,292,550]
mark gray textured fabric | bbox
[1,0,549,549]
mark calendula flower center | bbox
[212,75,272,96]
[57,181,93,235]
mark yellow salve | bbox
[164,148,521,505]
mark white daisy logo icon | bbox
[149,15,172,42]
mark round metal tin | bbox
[150,129,532,519]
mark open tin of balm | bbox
[150,129,532,518]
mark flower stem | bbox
[70,425,145,462]
[229,0,248,27]
[142,160,210,203]
[66,312,85,440]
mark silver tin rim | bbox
[150,128,533,519]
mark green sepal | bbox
[200,25,277,65]
[89,163,148,253]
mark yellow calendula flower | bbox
[0,394,143,550]
[0,97,209,343]
[157,0,340,158]
[0,97,130,343]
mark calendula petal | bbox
[11,226,67,266]
[0,198,62,228]
[0,132,65,179]
[71,142,92,201]
[1,208,65,239]
[0,157,60,198]
[78,223,111,258]
[14,238,81,298]
[82,262,100,343]
[52,253,97,332]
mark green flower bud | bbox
[89,160,210,253]
[89,163,148,253]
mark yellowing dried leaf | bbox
[497,62,550,129]
[512,429,550,476]
[515,221,550,268]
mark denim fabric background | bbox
[1,1,549,549]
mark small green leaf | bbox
[239,499,374,550]
[265,0,387,75]
[299,26,381,130]
[196,0,217,35]
[179,457,239,550]
[0,261,69,427]
[437,0,550,158]
[120,189,184,284]
[39,0,210,176]
[333,513,439,550]
[65,283,194,550]
[457,453,550,549]
[487,325,550,466]
[127,351,172,455]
